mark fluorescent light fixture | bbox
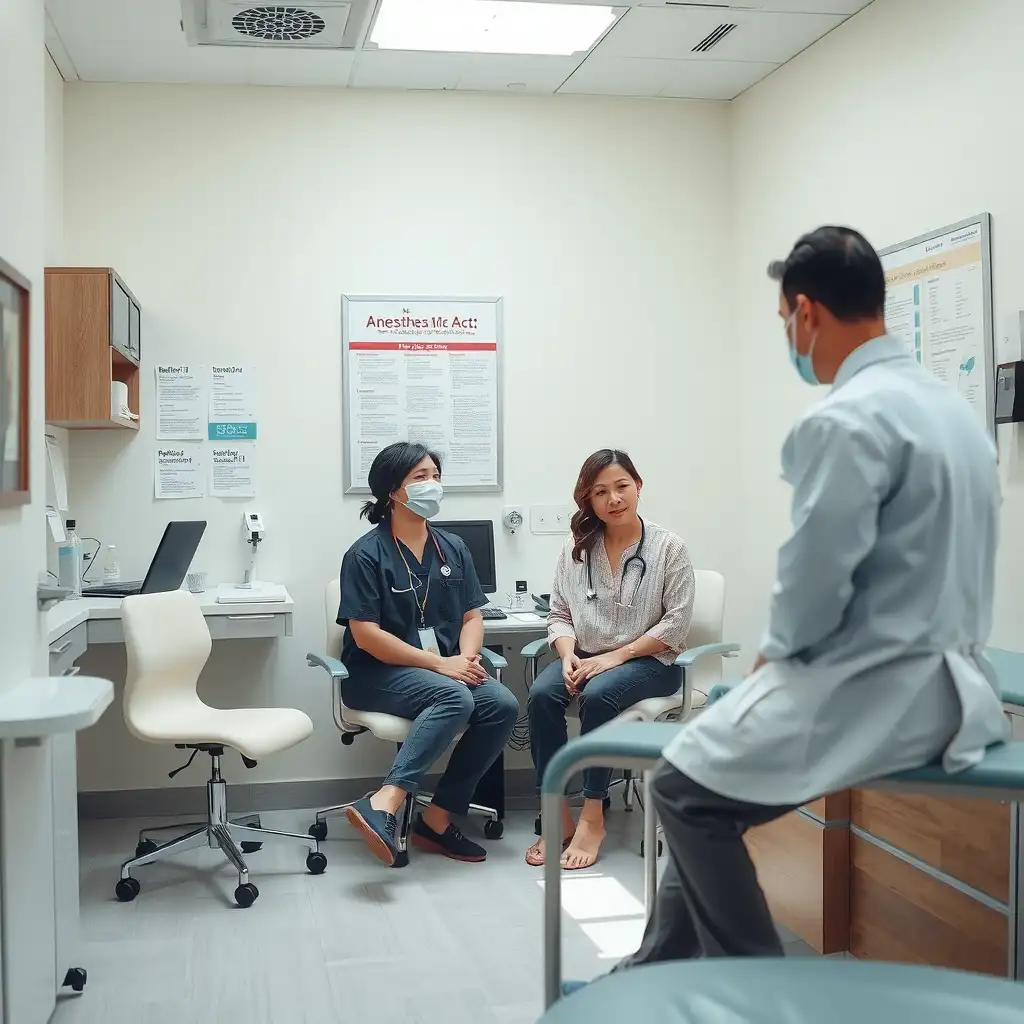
[369,0,618,56]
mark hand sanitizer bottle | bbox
[58,520,82,598]
[103,544,121,584]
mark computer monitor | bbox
[433,520,497,594]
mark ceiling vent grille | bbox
[181,0,370,49]
[231,7,327,41]
[691,23,737,53]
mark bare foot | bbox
[525,802,576,866]
[561,815,605,870]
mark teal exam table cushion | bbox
[537,960,1024,1022]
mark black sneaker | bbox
[345,797,400,867]
[411,815,487,862]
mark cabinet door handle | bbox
[51,640,73,655]
[226,614,276,620]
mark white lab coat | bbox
[666,336,1009,806]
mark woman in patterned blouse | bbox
[525,449,695,870]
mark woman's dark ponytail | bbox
[359,496,391,524]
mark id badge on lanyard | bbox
[417,627,440,655]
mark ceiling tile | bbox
[744,1,872,12]
[560,55,777,101]
[240,49,356,87]
[596,7,846,64]
[350,51,462,90]
[453,54,577,93]
[68,41,251,85]
[557,55,675,98]
[661,59,779,101]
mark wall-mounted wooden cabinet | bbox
[45,267,141,430]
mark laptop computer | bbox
[81,521,207,598]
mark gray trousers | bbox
[621,759,797,965]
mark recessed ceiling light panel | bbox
[369,0,621,56]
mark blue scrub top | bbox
[337,522,488,670]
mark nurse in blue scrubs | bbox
[338,441,519,868]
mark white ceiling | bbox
[45,0,875,101]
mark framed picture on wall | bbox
[0,256,30,507]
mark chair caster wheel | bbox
[62,967,87,992]
[234,882,259,908]
[308,820,328,842]
[483,819,504,840]
[640,839,664,858]
[240,841,262,854]
[306,851,328,875]
[115,877,141,902]
[394,850,410,868]
[135,838,158,858]
[534,815,542,836]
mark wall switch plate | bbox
[515,580,528,593]
[530,504,574,534]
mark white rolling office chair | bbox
[521,569,738,852]
[306,578,508,865]
[114,590,326,909]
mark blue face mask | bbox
[786,311,820,386]
[400,480,443,520]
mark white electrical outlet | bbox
[530,504,574,535]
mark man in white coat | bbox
[624,225,1009,965]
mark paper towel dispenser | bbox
[995,361,1024,424]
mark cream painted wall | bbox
[728,0,1024,661]
[0,0,58,1016]
[62,85,736,792]
[44,53,69,579]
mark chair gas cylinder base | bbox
[115,744,326,909]
[115,590,325,909]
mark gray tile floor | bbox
[53,807,818,1023]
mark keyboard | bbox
[480,606,508,620]
[81,581,143,597]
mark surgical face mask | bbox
[786,311,820,386]
[400,480,443,520]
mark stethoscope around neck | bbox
[389,522,452,596]
[585,516,647,608]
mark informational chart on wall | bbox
[342,295,503,493]
[880,214,995,432]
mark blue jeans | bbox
[529,656,682,800]
[342,665,519,816]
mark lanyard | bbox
[392,525,447,627]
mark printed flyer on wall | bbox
[154,445,203,499]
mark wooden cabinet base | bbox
[850,834,1008,975]
[745,805,849,954]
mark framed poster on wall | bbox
[880,213,995,434]
[0,256,30,506]
[341,295,504,494]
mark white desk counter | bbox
[46,590,294,670]
[483,610,548,635]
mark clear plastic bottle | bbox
[102,544,121,584]
[58,520,83,598]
